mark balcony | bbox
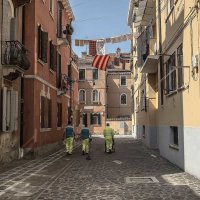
[2,41,30,80]
[13,0,31,7]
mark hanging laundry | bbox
[89,40,97,56]
[96,39,105,55]
[75,40,84,46]
[92,55,110,71]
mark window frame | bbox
[49,0,54,15]
[170,126,179,149]
[57,102,62,128]
[120,75,127,86]
[79,89,86,103]
[41,96,52,129]
[92,89,99,103]
[79,69,85,81]
[90,113,101,125]
[120,93,127,105]
[177,44,184,88]
[92,68,98,80]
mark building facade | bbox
[22,0,77,155]
[106,54,132,135]
[78,55,106,135]
[128,0,200,179]
[0,0,31,162]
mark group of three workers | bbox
[63,122,114,155]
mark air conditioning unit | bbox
[192,55,198,69]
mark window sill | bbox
[165,6,175,23]
[38,59,45,66]
[91,124,101,127]
[166,85,188,97]
[79,101,86,104]
[57,127,62,130]
[79,80,86,82]
[40,128,52,132]
[169,144,179,151]
[49,12,54,20]
[49,69,55,74]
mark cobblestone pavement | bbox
[0,137,200,200]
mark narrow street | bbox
[0,137,200,200]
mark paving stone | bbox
[0,138,200,199]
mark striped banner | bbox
[92,55,110,71]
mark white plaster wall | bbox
[158,126,184,169]
[184,128,200,179]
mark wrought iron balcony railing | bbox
[2,41,30,71]
[15,0,31,7]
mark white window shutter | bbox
[11,90,16,131]
[10,90,18,131]
[2,87,7,131]
[14,91,18,131]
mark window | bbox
[82,113,87,127]
[49,0,53,15]
[38,25,48,63]
[57,2,62,38]
[56,53,61,88]
[167,0,174,15]
[2,87,18,132]
[79,69,85,80]
[120,94,127,105]
[90,113,101,125]
[93,69,98,80]
[49,41,57,71]
[120,75,127,86]
[41,96,52,128]
[170,126,179,146]
[57,103,62,127]
[177,44,183,88]
[141,89,146,111]
[166,53,176,93]
[79,90,86,103]
[92,90,99,103]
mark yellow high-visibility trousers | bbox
[65,137,74,154]
[82,139,89,153]
[105,138,113,152]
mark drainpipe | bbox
[158,0,163,105]
[0,0,3,130]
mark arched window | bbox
[120,94,127,105]
[79,90,86,103]
[92,90,99,103]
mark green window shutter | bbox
[38,25,42,59]
[42,31,48,63]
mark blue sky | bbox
[69,0,131,57]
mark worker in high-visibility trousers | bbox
[80,124,91,155]
[63,122,74,155]
[103,123,114,153]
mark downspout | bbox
[0,0,3,131]
[20,5,25,148]
[158,0,163,105]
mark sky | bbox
[68,0,131,57]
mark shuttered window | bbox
[56,53,62,88]
[49,41,57,71]
[1,87,18,132]
[57,103,62,127]
[90,113,101,125]
[38,25,48,63]
[41,96,52,128]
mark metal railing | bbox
[2,41,30,70]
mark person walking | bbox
[63,122,74,155]
[80,124,91,155]
[103,123,114,153]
